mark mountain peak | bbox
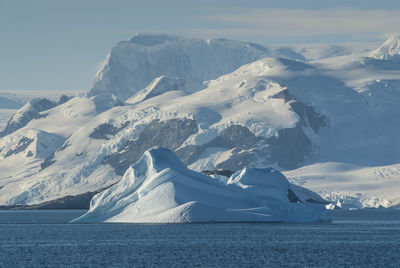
[368,35,400,60]
[128,33,182,47]
[88,34,271,100]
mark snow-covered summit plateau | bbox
[1,34,400,210]
[73,147,329,223]
[88,33,305,101]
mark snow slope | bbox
[0,94,122,205]
[290,43,375,61]
[0,57,323,206]
[1,35,400,209]
[284,162,400,209]
[0,97,59,137]
[73,147,329,223]
[0,90,83,133]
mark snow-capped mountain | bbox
[0,92,49,131]
[0,96,69,137]
[0,57,325,206]
[368,35,400,61]
[88,33,305,101]
[361,35,400,70]
[1,34,400,209]
[0,90,84,131]
[73,147,329,223]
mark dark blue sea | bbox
[1,209,400,267]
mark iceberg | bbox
[73,147,329,223]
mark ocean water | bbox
[1,210,400,267]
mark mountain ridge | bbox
[88,33,306,101]
[0,35,400,209]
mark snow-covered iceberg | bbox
[73,147,329,223]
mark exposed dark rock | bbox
[40,138,71,171]
[36,113,50,120]
[57,95,72,105]
[266,124,312,169]
[177,121,316,170]
[5,137,34,158]
[40,154,56,170]
[32,98,56,112]
[290,101,326,132]
[212,125,262,148]
[58,140,71,152]
[216,149,261,171]
[272,88,326,133]
[89,121,130,140]
[175,125,265,169]
[104,118,198,175]
[254,80,267,91]
[271,88,296,102]
[201,169,235,177]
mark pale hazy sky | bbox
[1,0,400,91]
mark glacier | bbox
[0,34,400,210]
[73,147,329,223]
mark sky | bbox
[1,0,400,92]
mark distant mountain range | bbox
[0,34,399,209]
